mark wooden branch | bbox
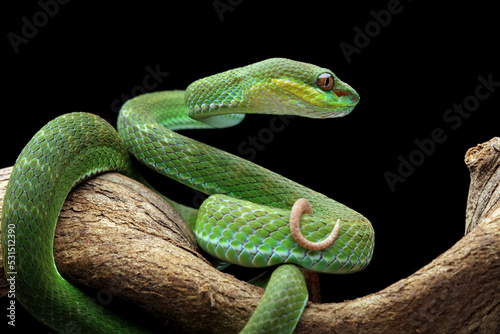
[0,169,262,333]
[465,137,500,234]
[1,137,499,333]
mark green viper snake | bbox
[1,58,374,333]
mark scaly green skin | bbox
[1,58,373,334]
[1,113,144,332]
[240,265,308,334]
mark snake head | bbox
[244,58,360,118]
[185,58,359,120]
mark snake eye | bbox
[317,73,335,91]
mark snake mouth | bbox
[334,88,359,103]
[315,88,359,118]
[329,78,360,111]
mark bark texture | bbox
[1,137,499,333]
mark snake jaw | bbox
[267,71,360,118]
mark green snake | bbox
[1,58,374,333]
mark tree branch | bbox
[1,137,499,333]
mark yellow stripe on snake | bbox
[1,58,374,333]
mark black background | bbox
[2,1,499,332]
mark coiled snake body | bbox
[1,58,374,333]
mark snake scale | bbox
[1,58,374,333]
